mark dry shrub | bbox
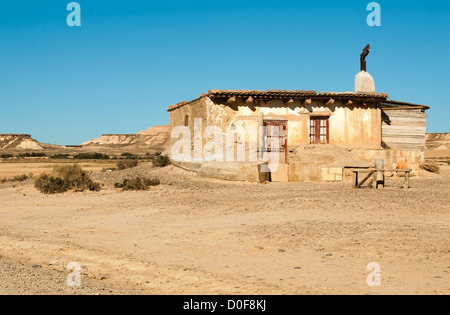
[420,162,440,174]
[152,153,170,167]
[17,152,46,158]
[50,154,70,159]
[117,159,138,170]
[34,175,70,194]
[35,164,101,194]
[114,177,160,191]
[73,153,109,160]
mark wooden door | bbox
[263,120,288,164]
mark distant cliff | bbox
[426,133,450,150]
[0,134,45,150]
[82,125,170,151]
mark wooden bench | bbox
[352,168,412,189]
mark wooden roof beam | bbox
[226,96,236,104]
[284,98,295,105]
[325,99,335,106]
[344,100,354,106]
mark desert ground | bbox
[0,159,449,295]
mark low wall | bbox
[197,162,269,183]
[365,149,421,176]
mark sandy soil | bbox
[0,164,449,295]
[0,161,117,179]
[425,150,450,159]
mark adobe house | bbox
[167,47,430,182]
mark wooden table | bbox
[352,168,412,189]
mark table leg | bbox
[353,172,358,189]
[405,171,410,189]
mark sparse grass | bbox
[35,164,101,194]
[12,174,33,182]
[114,177,160,191]
[1,173,33,183]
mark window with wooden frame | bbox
[310,117,329,144]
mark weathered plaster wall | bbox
[207,98,382,149]
[169,97,208,154]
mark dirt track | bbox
[0,164,449,295]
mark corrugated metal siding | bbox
[382,109,427,151]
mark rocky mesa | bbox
[426,133,450,150]
[0,134,46,150]
[82,125,170,151]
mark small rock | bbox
[278,249,286,253]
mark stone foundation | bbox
[171,148,422,183]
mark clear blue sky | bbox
[0,0,449,145]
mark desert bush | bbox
[35,175,70,194]
[152,153,170,167]
[73,153,110,160]
[35,164,101,194]
[120,153,138,159]
[17,152,46,158]
[50,154,70,159]
[420,162,440,174]
[117,159,138,170]
[114,177,160,191]
[0,154,14,159]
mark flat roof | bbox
[382,99,430,110]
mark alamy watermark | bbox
[366,262,381,287]
[66,262,82,287]
[367,2,381,27]
[170,119,282,172]
[65,3,379,28]
[67,2,81,27]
